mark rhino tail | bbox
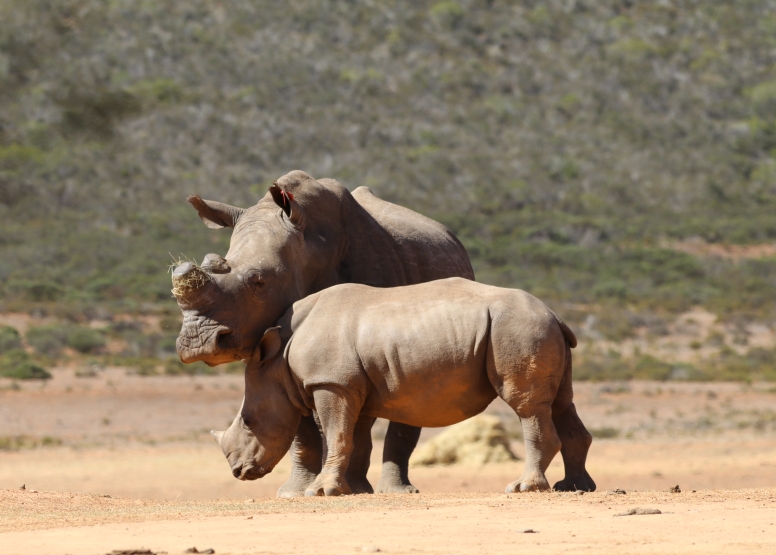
[550,310,577,349]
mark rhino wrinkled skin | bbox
[214,278,596,496]
[175,170,475,496]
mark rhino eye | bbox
[242,416,253,428]
[244,272,265,294]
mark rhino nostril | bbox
[232,466,242,479]
[217,329,232,349]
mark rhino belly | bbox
[361,358,497,428]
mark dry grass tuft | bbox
[168,255,211,299]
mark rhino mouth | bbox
[176,316,243,365]
[233,463,272,481]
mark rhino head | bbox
[173,170,331,366]
[212,327,301,480]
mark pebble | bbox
[516,529,537,533]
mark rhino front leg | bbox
[305,386,361,497]
[376,422,421,494]
[276,414,322,498]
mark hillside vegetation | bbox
[1,0,776,379]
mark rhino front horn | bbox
[211,430,225,445]
[171,262,211,299]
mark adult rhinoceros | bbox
[172,170,595,494]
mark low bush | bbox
[25,325,70,356]
[0,435,62,450]
[0,326,22,353]
[589,427,620,439]
[26,324,104,356]
[0,349,51,380]
[67,327,106,354]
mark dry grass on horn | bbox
[168,254,211,298]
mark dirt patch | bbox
[3,370,776,553]
[3,489,776,554]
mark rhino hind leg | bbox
[376,422,421,494]
[550,340,596,492]
[277,414,322,498]
[504,404,561,493]
[551,402,596,492]
[346,414,377,494]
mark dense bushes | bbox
[26,324,105,356]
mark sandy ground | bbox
[2,369,776,553]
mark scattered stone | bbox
[607,489,627,495]
[107,550,156,555]
[361,547,380,553]
[410,415,518,466]
[185,549,214,554]
[669,485,681,493]
[19,484,25,491]
[30,489,38,493]
[574,490,585,496]
[246,516,253,520]
[516,529,537,533]
[615,508,662,517]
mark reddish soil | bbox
[2,369,776,553]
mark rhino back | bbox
[343,186,474,286]
[286,279,555,427]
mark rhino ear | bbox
[258,326,282,363]
[269,184,305,231]
[211,430,225,446]
[187,195,246,229]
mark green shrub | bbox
[67,327,105,354]
[0,435,62,450]
[0,326,22,353]
[26,325,70,356]
[589,427,620,439]
[0,349,51,380]
[1,361,51,380]
[26,324,105,355]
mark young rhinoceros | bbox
[213,277,593,495]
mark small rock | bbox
[516,529,537,533]
[246,516,253,520]
[185,549,214,554]
[30,489,38,493]
[669,485,681,493]
[574,490,585,496]
[107,551,156,555]
[615,508,662,517]
[607,489,627,495]
[361,547,380,553]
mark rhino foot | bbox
[277,473,317,498]
[348,477,375,495]
[505,472,551,493]
[375,481,420,494]
[305,473,352,497]
[553,471,596,492]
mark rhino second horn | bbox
[211,430,225,445]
